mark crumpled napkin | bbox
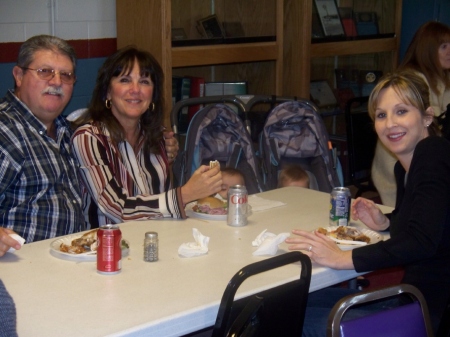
[248,195,286,212]
[7,233,25,253]
[178,228,210,258]
[252,229,290,256]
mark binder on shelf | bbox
[354,12,379,36]
[205,81,248,113]
[187,76,205,122]
[204,81,248,96]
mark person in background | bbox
[278,164,310,188]
[218,167,245,199]
[286,70,450,335]
[71,46,222,227]
[0,279,17,337]
[372,21,450,207]
[0,35,178,257]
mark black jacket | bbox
[353,136,450,325]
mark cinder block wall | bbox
[0,0,117,115]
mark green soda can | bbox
[329,187,351,226]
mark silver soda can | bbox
[329,187,351,226]
[227,185,248,227]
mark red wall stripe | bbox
[0,38,117,63]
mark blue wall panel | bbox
[400,0,450,61]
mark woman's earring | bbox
[105,99,112,109]
[150,102,155,111]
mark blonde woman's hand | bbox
[351,197,389,231]
[285,229,354,269]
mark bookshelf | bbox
[116,0,402,128]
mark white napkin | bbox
[178,228,210,258]
[252,229,290,256]
[7,233,25,253]
[248,195,286,212]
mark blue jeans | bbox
[302,287,401,337]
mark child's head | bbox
[278,165,310,188]
[219,167,245,199]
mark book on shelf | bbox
[186,76,205,122]
[172,76,191,133]
[338,7,357,37]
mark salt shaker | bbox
[143,231,158,262]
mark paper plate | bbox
[322,226,383,251]
[50,234,129,261]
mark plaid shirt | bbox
[0,90,85,243]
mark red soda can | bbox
[227,185,248,227]
[97,224,122,274]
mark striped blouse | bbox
[71,123,186,228]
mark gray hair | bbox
[17,35,77,72]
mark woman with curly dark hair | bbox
[72,46,222,227]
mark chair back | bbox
[327,284,434,337]
[212,251,312,337]
[344,96,378,196]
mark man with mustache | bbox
[0,35,85,255]
[0,35,178,256]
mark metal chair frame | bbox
[327,284,434,337]
[212,251,312,337]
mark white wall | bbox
[0,0,116,42]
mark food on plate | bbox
[60,229,98,254]
[192,196,227,215]
[209,160,219,169]
[318,226,371,243]
[58,229,129,255]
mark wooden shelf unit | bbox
[116,0,402,127]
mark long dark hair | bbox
[76,46,165,154]
[398,21,450,95]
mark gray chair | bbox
[327,284,434,337]
[212,251,311,337]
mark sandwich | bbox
[192,196,227,215]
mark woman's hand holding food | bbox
[285,229,354,269]
[181,165,223,204]
[352,197,390,231]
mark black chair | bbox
[212,251,312,337]
[344,96,378,197]
[327,284,434,337]
[437,295,450,337]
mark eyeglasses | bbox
[20,67,76,84]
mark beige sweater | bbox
[371,72,450,207]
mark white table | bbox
[1,187,391,337]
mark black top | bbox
[353,136,450,323]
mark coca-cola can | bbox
[227,185,248,227]
[97,224,122,274]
